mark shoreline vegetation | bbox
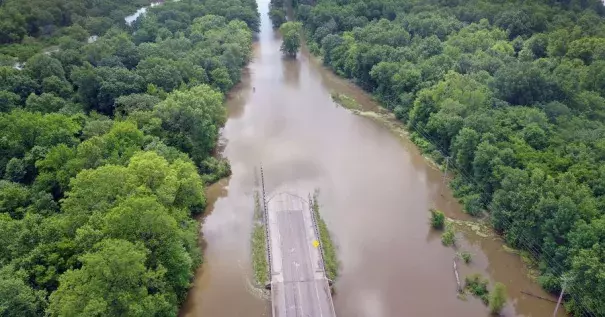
[296,0,605,312]
[330,92,361,110]
[311,190,339,282]
[251,190,269,287]
[337,85,547,283]
[0,0,259,315]
[431,208,507,313]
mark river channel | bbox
[179,0,567,316]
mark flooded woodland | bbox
[179,0,567,316]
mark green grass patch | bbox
[331,92,361,110]
[312,191,339,281]
[251,191,268,286]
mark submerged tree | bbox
[489,282,507,315]
[279,22,302,57]
[430,208,445,229]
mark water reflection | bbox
[282,57,300,87]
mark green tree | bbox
[0,66,39,99]
[451,128,480,173]
[209,67,233,92]
[115,93,161,116]
[0,265,47,317]
[0,180,30,219]
[0,90,20,112]
[153,85,225,165]
[71,64,145,115]
[102,195,198,299]
[25,93,69,113]
[24,54,66,83]
[4,157,28,182]
[136,57,184,92]
[269,8,286,28]
[0,8,27,43]
[48,239,173,317]
[430,208,445,229]
[41,76,73,99]
[61,151,205,228]
[279,22,302,57]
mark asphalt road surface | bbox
[267,192,336,317]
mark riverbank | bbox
[332,83,548,272]
[331,88,547,277]
[314,47,566,316]
[330,90,443,172]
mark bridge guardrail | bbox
[308,195,328,276]
[260,166,272,283]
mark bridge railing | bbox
[260,166,272,283]
[308,194,328,277]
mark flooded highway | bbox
[179,0,567,316]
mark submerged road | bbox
[267,192,336,317]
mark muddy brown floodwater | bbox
[179,1,569,316]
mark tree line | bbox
[297,0,605,315]
[0,0,258,315]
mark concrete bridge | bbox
[262,189,336,317]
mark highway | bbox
[266,192,336,317]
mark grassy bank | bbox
[251,191,269,286]
[330,92,361,110]
[312,191,339,281]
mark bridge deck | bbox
[267,192,336,317]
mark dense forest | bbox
[0,0,258,315]
[297,0,605,315]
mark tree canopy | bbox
[280,22,303,57]
[0,0,257,315]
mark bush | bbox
[393,105,407,121]
[465,273,489,304]
[200,157,232,184]
[430,208,445,229]
[459,251,472,264]
[463,193,484,216]
[441,224,456,246]
[489,282,507,315]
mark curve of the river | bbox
[179,0,567,316]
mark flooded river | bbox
[179,0,567,316]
